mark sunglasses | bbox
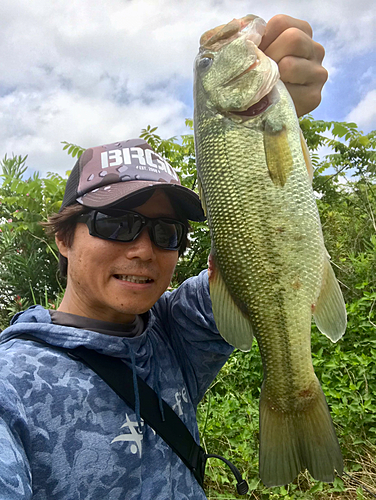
[79,210,187,251]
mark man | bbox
[0,15,327,500]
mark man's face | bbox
[56,189,180,323]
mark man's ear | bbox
[55,234,68,258]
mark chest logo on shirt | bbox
[111,414,156,457]
[111,415,144,456]
[111,389,189,456]
[172,387,189,416]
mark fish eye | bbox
[198,56,213,70]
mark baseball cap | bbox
[61,138,206,222]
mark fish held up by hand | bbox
[194,14,347,488]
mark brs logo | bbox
[100,147,178,180]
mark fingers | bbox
[259,15,313,53]
[284,83,325,118]
[278,56,328,86]
[259,14,328,116]
[281,53,328,116]
[262,28,325,65]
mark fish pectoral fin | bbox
[209,257,253,351]
[313,256,347,342]
[263,121,294,187]
[300,128,314,183]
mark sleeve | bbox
[154,270,234,405]
[0,381,33,499]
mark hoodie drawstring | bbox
[128,345,143,432]
[149,335,165,422]
[127,337,165,429]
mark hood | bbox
[1,305,153,358]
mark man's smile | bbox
[113,274,154,284]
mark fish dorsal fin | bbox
[300,128,314,183]
[264,122,294,187]
[209,254,253,351]
[313,256,347,342]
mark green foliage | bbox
[61,141,85,159]
[0,155,66,328]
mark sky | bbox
[0,0,375,177]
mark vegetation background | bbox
[0,117,375,499]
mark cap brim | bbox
[76,180,206,222]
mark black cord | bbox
[204,454,249,495]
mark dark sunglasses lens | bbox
[92,212,184,250]
[94,213,142,241]
[153,220,183,250]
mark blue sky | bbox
[316,49,376,125]
[0,0,375,177]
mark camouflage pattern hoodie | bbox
[0,270,233,500]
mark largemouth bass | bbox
[193,15,347,487]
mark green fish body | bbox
[193,15,347,487]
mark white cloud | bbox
[346,89,376,131]
[0,87,188,175]
[0,0,375,176]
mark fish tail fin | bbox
[259,379,343,487]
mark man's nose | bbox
[124,227,156,260]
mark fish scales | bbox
[194,15,346,487]
[198,103,322,392]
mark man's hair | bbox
[43,204,90,277]
[43,198,190,278]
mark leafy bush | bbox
[0,155,66,328]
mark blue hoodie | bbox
[0,270,233,500]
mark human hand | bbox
[259,15,328,117]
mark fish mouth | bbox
[230,93,271,118]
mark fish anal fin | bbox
[209,255,253,351]
[259,378,343,487]
[264,122,294,187]
[300,128,314,183]
[313,257,347,342]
